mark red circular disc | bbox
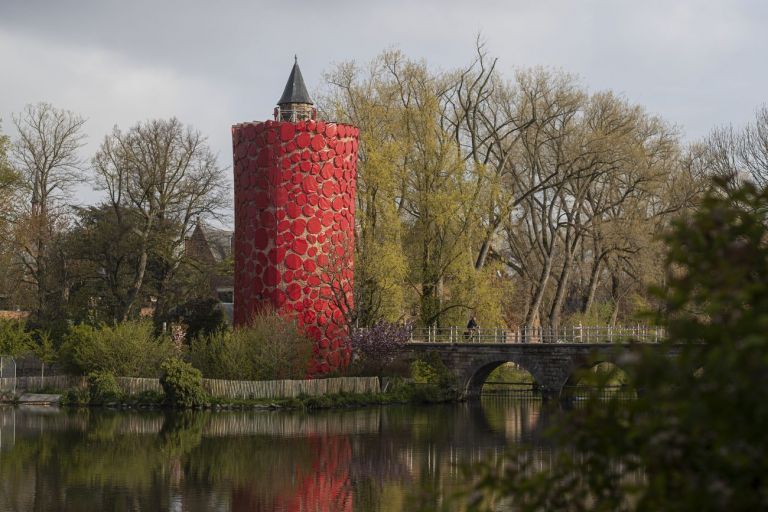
[303,259,317,272]
[297,132,311,149]
[311,134,325,151]
[253,229,269,250]
[254,192,269,208]
[264,267,281,286]
[287,282,302,301]
[286,203,301,218]
[290,219,306,236]
[285,253,302,270]
[292,238,308,255]
[302,176,318,193]
[280,123,295,141]
[307,218,322,234]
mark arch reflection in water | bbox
[0,399,551,511]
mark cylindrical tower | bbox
[232,58,358,375]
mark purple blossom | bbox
[349,322,411,374]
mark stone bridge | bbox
[405,342,682,399]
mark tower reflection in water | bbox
[0,398,547,511]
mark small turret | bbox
[274,56,316,122]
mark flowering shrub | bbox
[349,321,411,376]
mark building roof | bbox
[277,56,313,106]
[186,221,233,264]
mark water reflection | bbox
[0,398,550,511]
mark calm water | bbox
[0,397,554,511]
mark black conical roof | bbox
[277,56,313,106]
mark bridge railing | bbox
[408,325,665,344]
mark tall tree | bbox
[705,105,768,187]
[92,118,230,321]
[10,103,86,321]
[0,121,23,310]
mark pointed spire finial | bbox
[277,56,313,106]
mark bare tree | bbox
[92,118,230,321]
[10,103,86,320]
[704,106,768,188]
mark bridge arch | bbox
[404,342,680,400]
[463,358,546,399]
[562,357,634,398]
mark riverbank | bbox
[0,379,460,411]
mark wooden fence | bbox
[3,375,380,401]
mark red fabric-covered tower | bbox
[232,58,358,375]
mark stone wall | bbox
[406,342,682,398]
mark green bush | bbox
[411,352,456,387]
[160,358,206,408]
[0,319,33,356]
[132,390,165,405]
[60,320,176,377]
[87,370,123,404]
[190,311,312,380]
[408,353,459,402]
[60,387,90,406]
[458,180,768,510]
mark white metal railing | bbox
[407,325,666,344]
[273,106,317,122]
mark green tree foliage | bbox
[157,297,227,342]
[10,103,86,324]
[189,311,312,380]
[64,204,146,323]
[92,118,230,322]
[0,120,18,198]
[323,47,697,329]
[160,358,206,408]
[87,370,123,404]
[456,180,768,511]
[60,320,175,377]
[324,51,511,327]
[0,319,33,356]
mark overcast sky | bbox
[1,0,766,216]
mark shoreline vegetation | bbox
[0,378,462,411]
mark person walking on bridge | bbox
[465,315,479,342]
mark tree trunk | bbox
[524,255,553,329]
[121,241,149,322]
[548,249,574,332]
[582,257,602,315]
[475,235,492,270]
